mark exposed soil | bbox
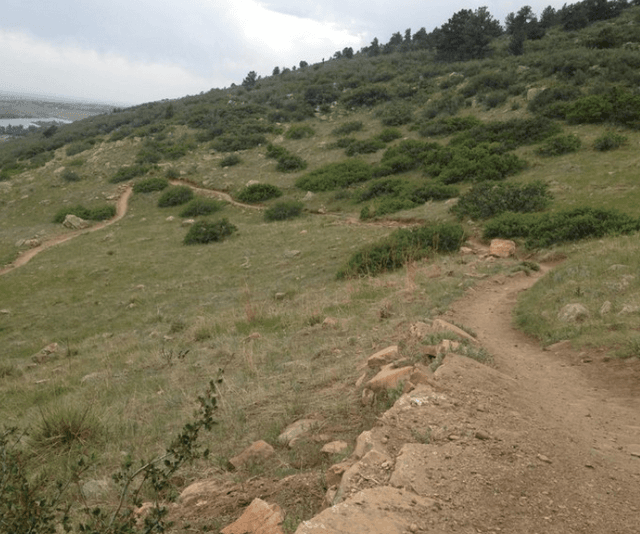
[170,266,640,533]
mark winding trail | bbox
[0,185,132,276]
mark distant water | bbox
[0,118,72,128]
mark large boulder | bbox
[221,498,284,534]
[63,214,90,229]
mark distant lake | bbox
[0,118,72,128]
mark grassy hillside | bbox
[1,3,640,532]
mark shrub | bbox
[211,133,266,152]
[295,160,373,191]
[450,117,561,150]
[31,406,102,452]
[452,181,552,220]
[236,183,283,203]
[345,138,386,156]
[536,134,581,156]
[285,125,315,139]
[483,207,640,248]
[67,158,84,167]
[418,116,483,137]
[264,200,304,221]
[110,164,152,183]
[133,176,169,193]
[342,86,392,107]
[376,128,403,142]
[180,197,224,217]
[527,85,581,118]
[65,140,95,157]
[165,167,180,179]
[422,93,465,118]
[87,205,117,221]
[363,197,417,218]
[265,143,288,159]
[593,131,627,151]
[53,204,116,223]
[479,90,509,109]
[376,101,414,126]
[158,185,195,207]
[61,169,81,182]
[332,121,364,136]
[184,218,237,244]
[337,223,464,278]
[276,154,307,172]
[220,154,241,167]
[409,183,459,203]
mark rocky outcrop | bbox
[221,498,284,534]
[63,214,90,229]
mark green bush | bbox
[179,197,224,217]
[133,176,169,193]
[285,125,315,139]
[345,138,386,156]
[158,185,195,207]
[110,164,152,183]
[418,116,482,137]
[450,117,561,149]
[276,154,308,172]
[337,223,464,278]
[422,93,465,118]
[295,160,373,191]
[236,183,283,203]
[265,143,288,159]
[362,197,417,218]
[184,218,237,244]
[452,181,552,220]
[376,128,403,142]
[535,134,581,156]
[593,131,627,151]
[483,207,640,248]
[479,90,509,109]
[67,158,84,167]
[211,133,266,152]
[65,139,96,156]
[61,169,81,182]
[342,86,392,107]
[220,154,242,167]
[409,183,459,203]
[376,101,414,126]
[53,204,116,223]
[527,85,581,118]
[264,200,304,221]
[332,121,364,136]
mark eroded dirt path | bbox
[0,186,132,276]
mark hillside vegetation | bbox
[1,1,640,532]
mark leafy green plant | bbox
[184,218,238,244]
[276,154,308,172]
[220,154,242,167]
[376,128,403,142]
[535,133,581,156]
[344,138,385,156]
[235,183,283,203]
[264,200,304,221]
[337,222,464,278]
[376,101,414,126]
[483,207,640,248]
[157,185,195,207]
[296,160,373,192]
[110,164,152,184]
[179,197,225,217]
[450,117,561,149]
[285,125,315,139]
[30,405,103,453]
[593,130,627,151]
[65,139,96,157]
[418,116,483,137]
[451,181,552,219]
[61,169,81,182]
[331,121,364,136]
[133,177,169,193]
[53,204,116,223]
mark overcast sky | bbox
[1,0,568,106]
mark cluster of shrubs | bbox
[593,130,627,151]
[133,177,169,193]
[136,134,197,164]
[535,134,581,156]
[65,139,97,157]
[158,185,194,207]
[184,218,237,244]
[110,164,153,184]
[296,160,373,191]
[337,222,464,278]
[449,117,561,150]
[417,116,482,137]
[235,183,283,203]
[331,121,364,136]
[220,154,242,167]
[265,143,307,172]
[452,181,552,220]
[53,204,116,224]
[358,178,459,219]
[285,125,315,139]
[483,207,640,248]
[180,197,225,217]
[61,169,81,182]
[264,200,304,221]
[375,101,414,126]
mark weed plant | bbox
[331,121,364,136]
[157,185,195,207]
[179,198,225,217]
[285,125,315,139]
[296,160,373,191]
[264,201,304,221]
[61,169,81,182]
[535,133,581,156]
[183,218,237,244]
[133,177,169,193]
[220,154,242,167]
[236,183,283,203]
[593,130,627,151]
[110,164,153,184]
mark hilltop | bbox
[1,2,640,532]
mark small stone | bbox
[367,346,399,368]
[321,441,349,455]
[361,388,375,406]
[489,239,516,258]
[628,444,640,458]
[557,303,589,322]
[409,524,418,533]
[229,440,275,469]
[599,301,612,316]
[274,292,286,300]
[537,454,552,464]
[475,430,491,441]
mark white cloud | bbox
[0,29,221,104]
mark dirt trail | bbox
[0,186,132,276]
[291,267,640,534]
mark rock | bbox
[303,191,315,201]
[558,303,589,322]
[475,430,491,440]
[489,239,516,258]
[81,478,112,499]
[63,214,90,229]
[460,246,475,255]
[32,342,60,364]
[361,388,375,406]
[321,441,349,455]
[335,449,391,504]
[26,238,41,248]
[166,216,175,222]
[537,454,552,464]
[179,479,224,506]
[409,321,431,339]
[366,364,414,392]
[229,440,275,469]
[284,250,301,258]
[430,319,478,344]
[545,340,572,353]
[0,309,10,315]
[325,461,351,487]
[389,443,435,495]
[278,419,320,447]
[527,87,545,101]
[295,487,439,534]
[367,346,399,368]
[274,292,286,300]
[322,317,338,329]
[181,219,196,227]
[618,304,640,315]
[628,444,640,458]
[437,339,460,353]
[221,498,284,534]
[246,180,261,187]
[599,301,612,316]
